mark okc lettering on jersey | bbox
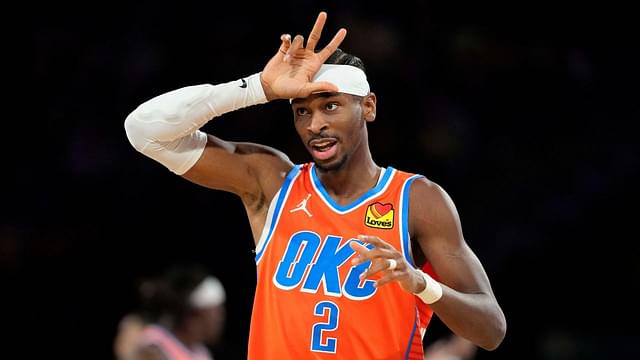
[272,231,378,300]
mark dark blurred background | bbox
[8,0,639,358]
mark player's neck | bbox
[172,325,199,351]
[316,149,379,205]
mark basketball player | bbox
[424,334,477,360]
[124,12,506,359]
[130,266,226,360]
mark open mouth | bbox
[309,138,338,160]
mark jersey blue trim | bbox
[310,164,394,212]
[401,175,423,267]
[403,307,419,360]
[255,165,301,263]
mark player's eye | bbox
[326,102,338,111]
[296,108,309,116]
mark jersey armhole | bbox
[254,165,302,263]
[398,174,425,268]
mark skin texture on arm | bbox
[181,135,294,241]
[424,334,477,360]
[409,178,506,350]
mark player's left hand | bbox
[350,235,425,294]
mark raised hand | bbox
[260,12,347,101]
[350,235,426,294]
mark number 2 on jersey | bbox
[310,301,339,353]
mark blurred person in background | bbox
[115,265,226,360]
[124,11,505,359]
[114,313,146,360]
[420,263,477,360]
[424,334,477,360]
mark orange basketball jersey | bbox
[248,163,434,359]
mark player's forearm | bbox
[430,288,506,351]
[124,73,267,174]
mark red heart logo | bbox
[372,202,393,218]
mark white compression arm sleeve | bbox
[124,73,267,174]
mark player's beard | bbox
[315,152,349,172]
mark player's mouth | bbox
[309,138,338,160]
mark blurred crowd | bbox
[6,1,638,358]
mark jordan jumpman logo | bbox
[289,193,312,217]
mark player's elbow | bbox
[479,329,506,351]
[479,312,507,351]
[124,110,152,153]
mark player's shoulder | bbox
[390,167,446,199]
[403,174,461,235]
[403,174,455,212]
[410,176,444,195]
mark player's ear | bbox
[362,93,376,122]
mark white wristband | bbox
[415,270,443,305]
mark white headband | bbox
[290,64,370,102]
[189,276,226,309]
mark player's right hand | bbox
[260,12,347,101]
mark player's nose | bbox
[307,113,329,134]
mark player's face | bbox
[194,304,226,345]
[292,92,375,171]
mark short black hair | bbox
[325,48,366,73]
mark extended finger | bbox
[357,235,391,249]
[359,257,404,279]
[375,270,404,288]
[290,34,305,51]
[306,11,326,51]
[317,28,347,61]
[285,34,305,62]
[350,243,396,265]
[279,34,291,52]
[277,34,292,59]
